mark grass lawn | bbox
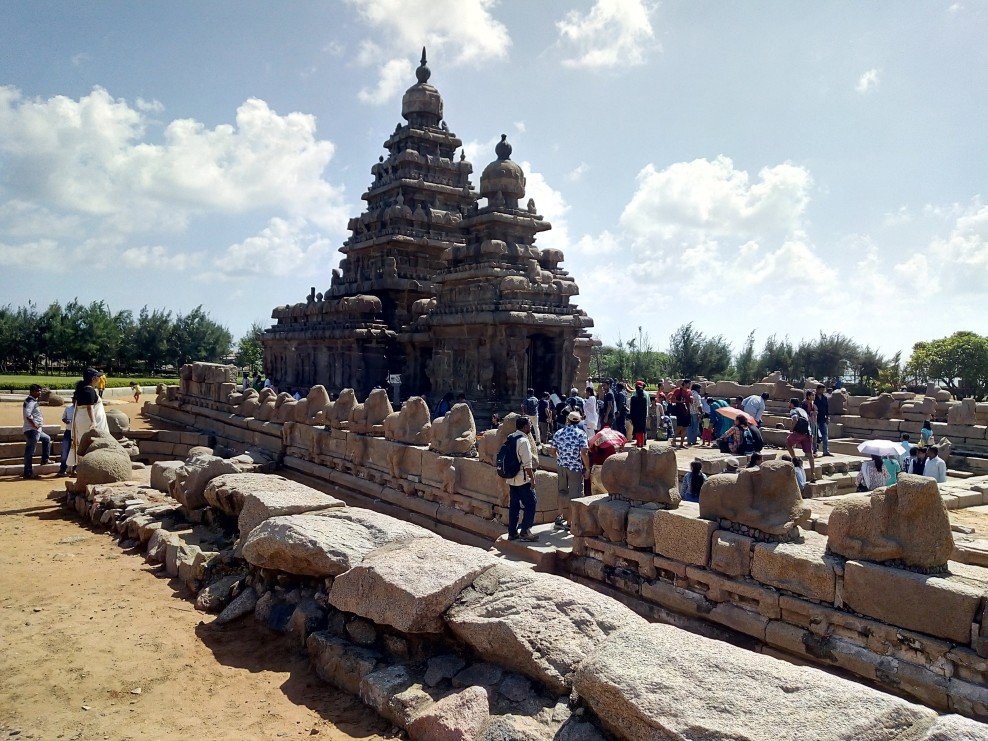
[0,374,178,391]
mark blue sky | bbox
[1,1,985,359]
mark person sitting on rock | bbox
[746,452,763,468]
[679,459,707,503]
[856,455,887,492]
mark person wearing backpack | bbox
[786,397,817,483]
[497,416,538,542]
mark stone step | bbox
[0,425,61,443]
[0,462,61,476]
[0,440,64,458]
[493,523,571,571]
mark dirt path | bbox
[0,476,390,741]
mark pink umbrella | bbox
[715,406,758,426]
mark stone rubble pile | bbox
[56,458,988,739]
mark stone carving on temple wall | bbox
[327,389,358,430]
[859,393,896,419]
[234,388,260,417]
[600,445,680,508]
[252,388,278,421]
[429,403,477,456]
[827,474,953,573]
[699,460,811,541]
[292,386,332,425]
[384,396,432,445]
[349,388,393,435]
[273,393,298,423]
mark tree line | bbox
[593,324,988,400]
[0,301,233,375]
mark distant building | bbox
[263,50,595,418]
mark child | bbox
[700,413,713,447]
[131,382,141,404]
[661,413,673,441]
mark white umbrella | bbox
[857,439,905,457]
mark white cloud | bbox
[556,0,656,69]
[135,97,164,113]
[358,57,415,105]
[348,0,511,104]
[568,161,589,181]
[856,68,881,93]
[0,238,62,268]
[0,85,348,233]
[619,156,812,243]
[217,217,335,277]
[520,161,571,253]
[119,244,200,271]
[930,199,988,285]
[71,52,89,67]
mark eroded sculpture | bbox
[599,444,679,508]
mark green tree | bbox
[235,321,266,373]
[754,334,796,379]
[906,331,988,400]
[667,323,732,380]
[135,306,174,374]
[732,331,757,384]
[170,306,232,367]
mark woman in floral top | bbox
[856,455,888,491]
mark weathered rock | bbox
[859,393,895,419]
[446,564,645,694]
[346,617,377,646]
[74,448,133,491]
[573,623,938,740]
[170,455,257,511]
[589,498,630,543]
[599,444,679,507]
[194,574,243,613]
[430,403,477,455]
[948,398,979,426]
[329,537,497,633]
[105,408,130,437]
[425,654,467,687]
[40,388,65,406]
[827,474,953,571]
[349,388,393,435]
[241,508,437,577]
[921,714,988,740]
[477,413,536,465]
[236,478,345,541]
[453,662,502,690]
[287,598,326,643]
[384,396,432,445]
[477,715,548,741]
[407,685,490,741]
[213,587,257,625]
[307,631,381,696]
[569,495,606,538]
[699,460,811,539]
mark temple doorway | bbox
[527,333,558,395]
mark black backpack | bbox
[793,411,810,435]
[496,431,523,479]
[746,425,764,452]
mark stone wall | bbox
[564,490,988,719]
[140,363,988,721]
[57,471,987,740]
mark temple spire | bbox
[416,46,431,83]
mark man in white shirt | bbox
[923,446,947,484]
[505,416,538,542]
[22,384,51,479]
[742,392,769,426]
[583,386,599,432]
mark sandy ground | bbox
[0,475,391,741]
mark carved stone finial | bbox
[459,149,466,162]
[527,198,536,214]
[416,46,431,84]
[495,134,512,161]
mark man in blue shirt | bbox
[549,411,590,531]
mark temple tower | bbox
[428,135,595,419]
[264,50,474,396]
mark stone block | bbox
[445,563,646,694]
[751,531,839,602]
[843,560,985,644]
[329,537,497,634]
[237,479,345,541]
[306,631,380,696]
[599,444,680,506]
[569,494,606,538]
[590,498,630,543]
[710,602,769,640]
[573,623,937,740]
[698,461,810,539]
[626,506,656,549]
[710,530,754,578]
[653,506,717,567]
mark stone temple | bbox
[262,50,595,417]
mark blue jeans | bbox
[508,482,537,537]
[23,429,52,476]
[59,429,72,474]
[687,414,699,445]
[818,420,830,455]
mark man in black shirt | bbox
[815,384,831,456]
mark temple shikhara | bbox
[262,50,595,415]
